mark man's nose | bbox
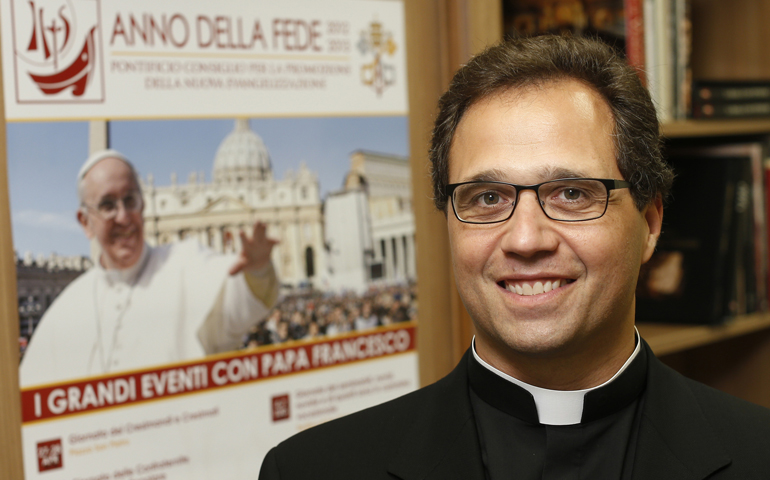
[113,201,132,224]
[499,190,559,257]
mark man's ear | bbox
[641,195,663,264]
[77,209,94,239]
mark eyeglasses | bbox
[82,190,143,220]
[446,178,632,224]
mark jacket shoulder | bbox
[262,360,469,479]
[646,356,770,477]
[682,374,770,457]
[276,375,446,449]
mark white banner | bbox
[21,326,418,479]
[1,0,407,121]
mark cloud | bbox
[13,210,81,233]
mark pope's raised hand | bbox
[228,221,279,275]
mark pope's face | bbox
[77,158,145,270]
[447,80,661,371]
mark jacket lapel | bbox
[387,350,486,480]
[632,343,731,480]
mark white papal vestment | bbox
[20,240,273,387]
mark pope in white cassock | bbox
[20,150,279,387]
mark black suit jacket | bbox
[259,341,770,479]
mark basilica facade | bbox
[140,119,326,288]
[324,150,416,291]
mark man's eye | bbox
[480,192,501,205]
[98,201,117,212]
[123,196,137,209]
[562,188,583,201]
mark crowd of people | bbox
[243,283,417,348]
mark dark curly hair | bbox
[430,34,674,212]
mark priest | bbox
[258,35,770,479]
[20,149,279,387]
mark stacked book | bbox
[630,0,692,123]
[636,140,770,324]
[503,0,770,121]
[691,81,770,120]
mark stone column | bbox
[384,236,395,280]
[89,121,109,153]
[406,234,417,280]
[395,234,406,280]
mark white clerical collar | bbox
[96,242,150,286]
[471,328,641,426]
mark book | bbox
[500,0,692,121]
[642,0,693,122]
[692,100,770,119]
[654,0,674,123]
[694,80,770,102]
[674,0,691,120]
[625,0,647,81]
[636,141,768,324]
[643,0,659,111]
[503,0,629,55]
[692,81,770,119]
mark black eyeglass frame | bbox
[445,178,632,224]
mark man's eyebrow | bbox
[464,168,511,182]
[540,166,592,180]
[461,166,593,184]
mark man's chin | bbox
[104,242,143,269]
[486,323,578,357]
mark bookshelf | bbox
[408,0,770,410]
[638,313,770,356]
[639,316,770,408]
[650,0,770,408]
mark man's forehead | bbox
[83,158,135,182]
[81,158,139,201]
[448,80,618,182]
[458,80,613,135]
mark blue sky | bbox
[6,116,409,257]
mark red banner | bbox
[21,324,416,423]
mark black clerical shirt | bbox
[468,337,648,480]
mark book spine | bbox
[675,0,692,120]
[625,0,647,83]
[692,100,770,119]
[764,156,770,310]
[694,82,770,102]
[654,0,674,123]
[749,144,767,313]
[719,171,737,319]
[644,0,659,119]
[732,162,754,315]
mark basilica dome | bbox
[213,119,272,183]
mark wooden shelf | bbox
[638,313,770,356]
[662,119,770,139]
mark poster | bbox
[1,1,417,478]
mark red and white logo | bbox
[7,0,104,103]
[271,394,290,422]
[36,438,63,472]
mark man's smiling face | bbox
[77,157,145,270]
[447,79,661,382]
